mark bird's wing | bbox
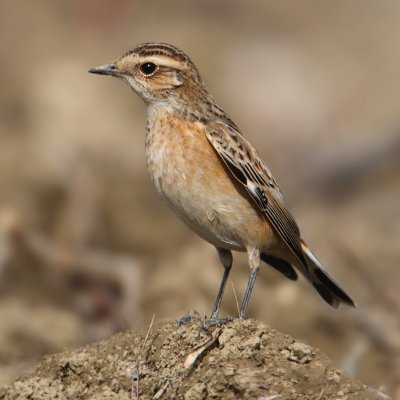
[205,122,307,267]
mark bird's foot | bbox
[202,316,234,330]
[178,311,199,327]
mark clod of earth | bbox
[0,318,377,399]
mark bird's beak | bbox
[88,63,121,77]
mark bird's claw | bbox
[202,316,234,330]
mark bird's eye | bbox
[139,62,157,76]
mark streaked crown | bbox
[124,42,192,64]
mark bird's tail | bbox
[300,240,356,308]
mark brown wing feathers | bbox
[206,123,307,268]
[206,122,355,308]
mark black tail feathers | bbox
[261,253,298,281]
[311,267,355,308]
[301,242,356,308]
[261,244,356,308]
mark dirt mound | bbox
[0,317,377,399]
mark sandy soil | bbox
[0,317,375,400]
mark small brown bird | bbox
[89,43,355,322]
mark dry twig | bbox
[231,281,240,318]
[132,314,156,400]
[184,328,221,372]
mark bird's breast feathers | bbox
[145,113,274,250]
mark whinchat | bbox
[89,43,355,321]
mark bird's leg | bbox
[210,248,232,319]
[202,249,234,329]
[240,248,261,319]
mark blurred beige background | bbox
[0,0,399,397]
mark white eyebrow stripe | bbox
[140,55,184,69]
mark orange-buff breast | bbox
[145,111,275,251]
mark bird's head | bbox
[89,42,205,106]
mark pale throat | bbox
[145,84,216,126]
